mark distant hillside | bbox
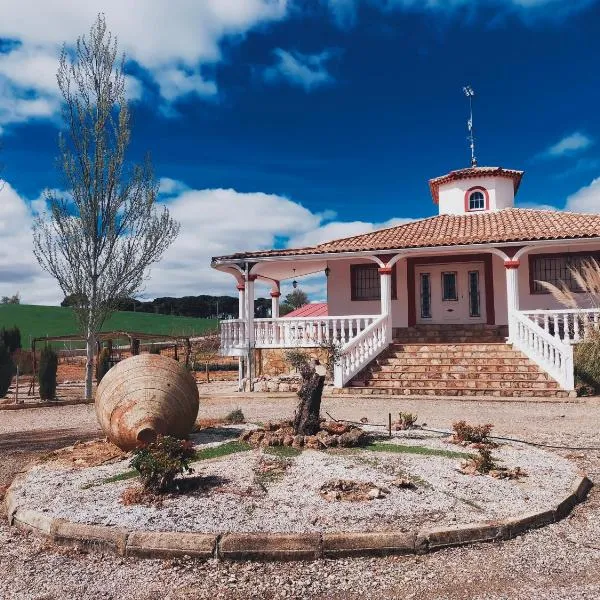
[0,304,218,347]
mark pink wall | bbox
[326,244,600,327]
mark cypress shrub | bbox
[38,346,58,400]
[0,342,15,398]
[96,347,112,382]
[0,326,21,353]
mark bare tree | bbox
[33,15,179,400]
[193,329,221,383]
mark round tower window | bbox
[469,190,485,211]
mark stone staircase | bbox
[340,324,572,398]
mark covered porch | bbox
[214,243,600,392]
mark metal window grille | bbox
[531,255,597,293]
[350,264,397,301]
[442,272,458,301]
[420,273,432,318]
[468,270,481,317]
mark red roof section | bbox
[428,166,524,204]
[212,208,600,262]
[283,303,328,318]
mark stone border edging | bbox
[0,399,93,411]
[3,472,593,561]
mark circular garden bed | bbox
[5,424,591,560]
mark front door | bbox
[415,262,486,324]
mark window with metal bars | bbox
[350,264,397,301]
[531,253,600,294]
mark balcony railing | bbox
[521,309,600,344]
[220,315,378,354]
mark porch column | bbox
[244,275,257,391]
[270,285,281,319]
[505,260,520,342]
[237,283,246,320]
[379,267,393,342]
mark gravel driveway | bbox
[1,391,599,600]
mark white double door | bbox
[415,262,486,324]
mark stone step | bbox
[359,379,560,391]
[335,387,574,399]
[366,371,551,382]
[381,356,531,365]
[390,343,510,352]
[373,363,542,374]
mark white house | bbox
[212,165,600,397]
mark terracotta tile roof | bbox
[212,208,600,262]
[283,302,328,318]
[429,166,524,204]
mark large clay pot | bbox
[95,354,199,451]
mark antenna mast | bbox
[463,85,477,167]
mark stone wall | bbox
[254,348,329,377]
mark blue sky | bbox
[1,0,600,304]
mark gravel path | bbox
[1,392,599,599]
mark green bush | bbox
[38,346,58,400]
[224,408,245,424]
[0,326,21,353]
[574,331,600,395]
[130,435,196,494]
[96,347,112,382]
[0,342,15,398]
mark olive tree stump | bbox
[293,362,327,436]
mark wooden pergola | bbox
[28,331,192,394]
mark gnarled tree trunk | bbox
[293,362,326,436]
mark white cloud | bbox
[1,176,420,304]
[0,181,62,304]
[0,0,289,128]
[565,177,600,213]
[287,217,414,247]
[263,48,339,92]
[540,132,594,159]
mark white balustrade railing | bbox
[511,311,574,391]
[334,315,389,388]
[521,309,600,344]
[253,315,378,349]
[220,319,246,354]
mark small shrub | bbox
[574,331,600,395]
[0,342,15,398]
[473,447,496,474]
[130,435,196,494]
[452,420,494,445]
[224,408,245,424]
[284,349,311,372]
[96,347,111,382]
[395,412,418,430]
[38,346,58,400]
[0,326,21,353]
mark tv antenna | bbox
[463,85,477,167]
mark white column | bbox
[237,283,246,320]
[505,260,520,342]
[244,275,256,392]
[270,287,281,319]
[379,266,393,343]
[245,276,256,347]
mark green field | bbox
[0,304,218,347]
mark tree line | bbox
[61,288,310,319]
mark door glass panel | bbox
[441,272,458,301]
[420,273,431,319]
[468,270,481,317]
